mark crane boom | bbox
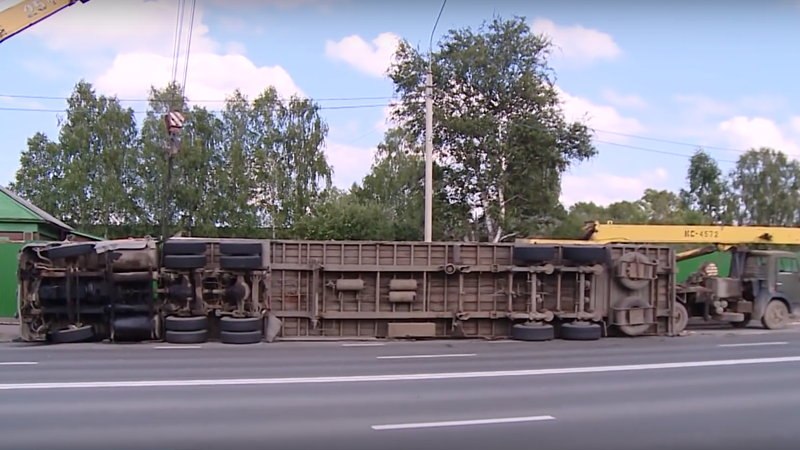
[519,222,800,246]
[0,0,89,45]
[578,222,800,245]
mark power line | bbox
[593,139,738,164]
[0,93,394,102]
[0,103,389,113]
[0,99,783,162]
[593,129,749,154]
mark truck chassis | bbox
[16,237,682,344]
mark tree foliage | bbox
[387,15,596,241]
[10,16,800,242]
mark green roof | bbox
[0,189,42,222]
[0,186,101,241]
[0,186,73,229]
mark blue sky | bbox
[2,0,800,206]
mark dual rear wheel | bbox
[163,315,263,345]
[511,321,602,342]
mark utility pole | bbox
[424,0,447,242]
[424,71,433,242]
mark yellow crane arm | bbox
[0,0,89,45]
[517,222,800,262]
[578,222,800,245]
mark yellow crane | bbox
[0,0,88,44]
[519,221,800,332]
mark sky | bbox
[2,0,800,208]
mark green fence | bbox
[0,242,23,317]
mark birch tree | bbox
[387,15,596,242]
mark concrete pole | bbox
[423,0,447,243]
[424,71,433,242]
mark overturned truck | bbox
[16,237,681,344]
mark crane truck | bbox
[0,0,186,144]
[520,221,800,334]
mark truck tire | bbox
[49,325,95,344]
[761,300,789,330]
[561,321,602,341]
[220,317,262,333]
[219,255,262,270]
[165,315,208,332]
[220,330,262,345]
[616,296,652,337]
[510,322,554,342]
[164,330,207,344]
[672,302,689,335]
[512,246,556,263]
[43,243,95,260]
[219,242,263,256]
[162,241,207,256]
[163,255,207,270]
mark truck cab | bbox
[734,250,800,327]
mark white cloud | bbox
[560,168,669,207]
[675,95,735,119]
[601,89,648,110]
[375,102,402,132]
[557,88,645,136]
[719,116,800,155]
[325,142,378,188]
[675,94,787,121]
[23,0,302,104]
[531,18,621,64]
[325,32,400,78]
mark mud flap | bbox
[264,313,283,343]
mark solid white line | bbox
[371,415,555,431]
[718,342,788,348]
[377,353,476,360]
[0,362,37,366]
[3,355,800,391]
[342,343,385,347]
[153,345,202,349]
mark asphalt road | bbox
[2,331,800,450]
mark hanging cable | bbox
[180,0,197,99]
[169,0,188,94]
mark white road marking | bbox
[0,362,37,366]
[3,355,800,391]
[718,341,788,348]
[371,415,556,431]
[342,343,385,347]
[153,345,202,349]
[377,353,476,360]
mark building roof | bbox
[0,185,74,231]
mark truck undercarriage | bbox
[16,237,681,344]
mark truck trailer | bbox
[16,237,681,345]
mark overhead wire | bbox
[0,104,388,113]
[0,101,769,162]
[0,93,395,102]
[169,0,187,91]
[179,0,197,98]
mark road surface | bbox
[1,330,800,450]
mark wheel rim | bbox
[768,302,788,325]
[673,305,687,330]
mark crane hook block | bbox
[164,111,185,135]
